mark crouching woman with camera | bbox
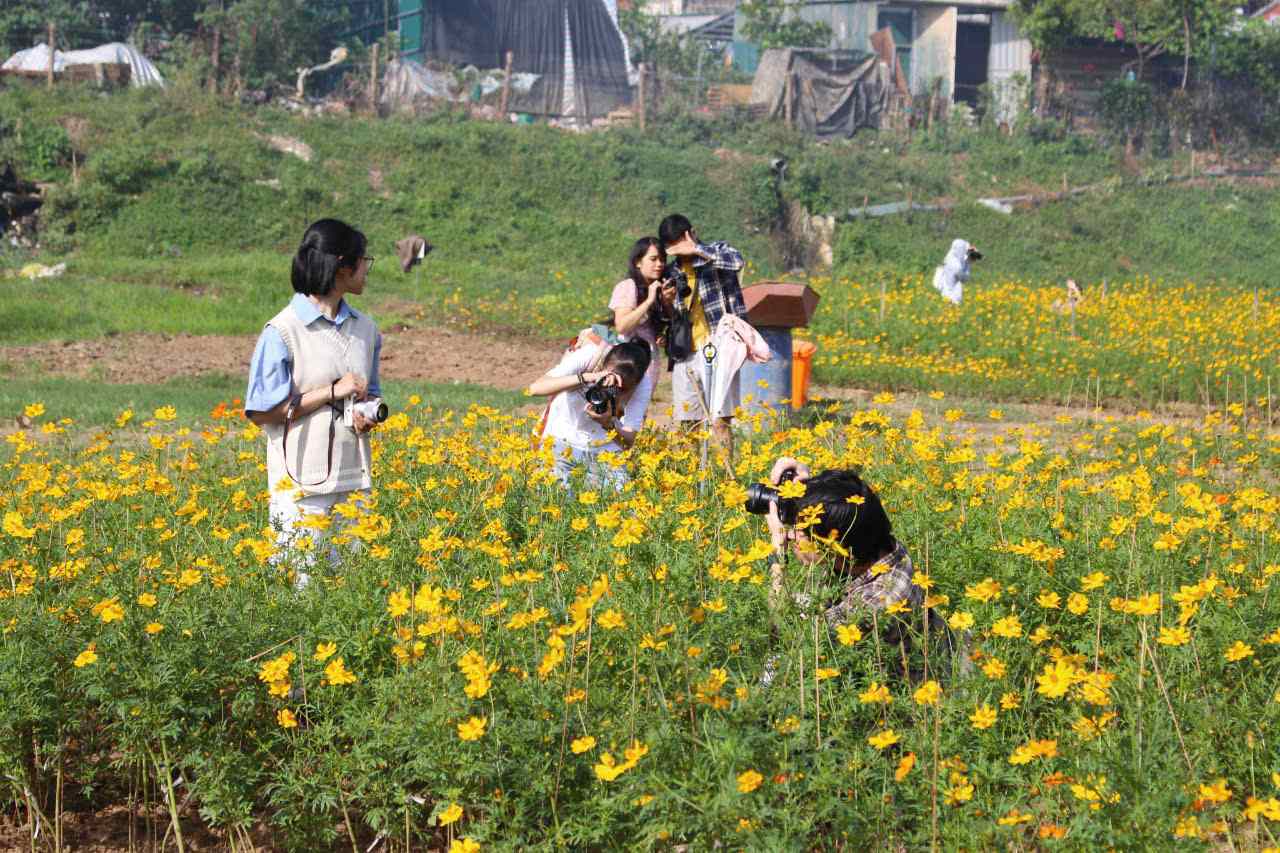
[528,338,653,491]
[750,457,961,682]
[244,218,384,586]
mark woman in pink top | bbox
[609,237,666,380]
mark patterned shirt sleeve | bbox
[697,241,745,272]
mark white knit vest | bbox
[263,302,378,495]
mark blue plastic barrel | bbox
[737,326,793,416]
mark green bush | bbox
[18,123,71,179]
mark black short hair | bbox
[290,218,367,296]
[602,340,652,390]
[796,470,895,565]
[658,214,692,253]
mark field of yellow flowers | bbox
[460,271,1280,407]
[2,393,1279,850]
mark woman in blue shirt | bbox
[244,218,382,588]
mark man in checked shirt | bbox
[757,456,965,685]
[656,213,748,463]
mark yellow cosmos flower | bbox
[153,405,177,421]
[737,769,764,793]
[835,623,863,645]
[913,680,942,706]
[970,704,997,730]
[98,600,125,624]
[277,708,298,729]
[73,647,98,668]
[867,729,899,750]
[24,402,46,418]
[313,641,337,662]
[457,716,487,741]
[597,608,626,630]
[990,614,1022,638]
[145,622,165,635]
[1157,626,1191,646]
[1198,779,1232,804]
[3,511,36,539]
[448,839,480,853]
[1225,641,1254,662]
[859,682,891,704]
[137,593,158,607]
[323,657,358,686]
[438,802,464,826]
[571,736,596,754]
[894,753,916,781]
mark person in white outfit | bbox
[932,238,982,305]
[244,218,382,588]
[528,338,653,491]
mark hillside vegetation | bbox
[2,82,1278,406]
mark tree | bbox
[738,0,833,51]
[1012,0,1231,84]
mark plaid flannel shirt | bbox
[823,541,923,627]
[665,240,746,332]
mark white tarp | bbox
[2,42,165,87]
[380,59,539,109]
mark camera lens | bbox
[744,482,779,515]
[584,383,613,415]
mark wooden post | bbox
[499,50,514,117]
[369,42,380,112]
[47,23,56,88]
[637,63,646,132]
[210,25,222,94]
[784,73,793,128]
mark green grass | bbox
[4,82,1280,405]
[6,374,527,428]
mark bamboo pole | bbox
[369,42,380,112]
[499,50,514,117]
[47,23,56,88]
[637,63,647,132]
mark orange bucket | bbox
[791,339,817,410]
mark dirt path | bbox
[6,327,567,390]
[10,327,1252,439]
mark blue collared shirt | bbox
[245,293,382,413]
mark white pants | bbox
[672,352,739,421]
[551,439,627,492]
[269,489,369,587]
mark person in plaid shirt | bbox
[656,213,748,462]
[760,455,958,684]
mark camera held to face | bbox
[744,468,798,526]
[583,381,618,416]
[343,396,388,429]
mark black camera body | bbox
[966,247,983,261]
[584,381,618,416]
[744,469,798,525]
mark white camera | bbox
[343,396,388,428]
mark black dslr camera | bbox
[744,469,799,525]
[584,381,618,416]
[966,246,983,261]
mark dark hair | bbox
[796,470,895,566]
[602,340,652,390]
[627,236,662,289]
[290,218,367,296]
[658,213,692,254]
[609,236,663,332]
